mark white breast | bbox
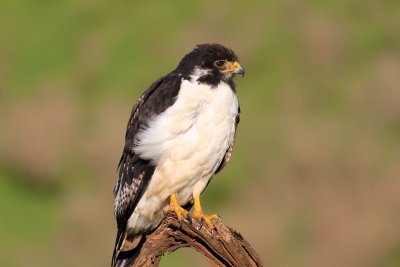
[128,77,238,233]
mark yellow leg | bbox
[164,193,188,220]
[192,195,218,228]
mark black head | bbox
[176,43,244,87]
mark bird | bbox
[112,43,244,266]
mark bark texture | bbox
[117,212,264,267]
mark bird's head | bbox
[177,43,244,86]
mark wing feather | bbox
[215,106,240,174]
[112,72,182,265]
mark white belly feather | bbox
[127,78,238,233]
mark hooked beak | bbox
[233,61,245,77]
[221,61,245,77]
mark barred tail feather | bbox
[112,229,143,267]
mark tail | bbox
[111,228,143,267]
[111,227,125,267]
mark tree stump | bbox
[115,212,264,267]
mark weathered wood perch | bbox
[116,212,264,267]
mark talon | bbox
[192,195,218,229]
[199,218,204,230]
[186,213,193,225]
[164,193,188,221]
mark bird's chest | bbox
[134,80,238,198]
[135,80,238,165]
[129,80,238,230]
[173,91,235,169]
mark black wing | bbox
[112,72,182,264]
[215,106,240,174]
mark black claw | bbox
[186,213,193,225]
[198,218,204,230]
[217,215,222,222]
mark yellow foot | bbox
[164,193,188,220]
[192,195,219,228]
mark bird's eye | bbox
[214,60,226,69]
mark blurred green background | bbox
[1,0,400,266]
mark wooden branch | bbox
[116,212,264,267]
